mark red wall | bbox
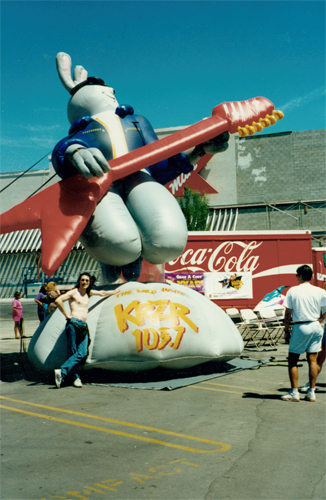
[165,232,313,310]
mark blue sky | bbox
[1,0,325,174]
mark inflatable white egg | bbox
[28,282,243,372]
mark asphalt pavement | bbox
[0,299,325,500]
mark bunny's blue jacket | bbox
[52,112,193,185]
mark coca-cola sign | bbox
[166,232,312,307]
[168,241,263,274]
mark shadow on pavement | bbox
[1,352,273,390]
[0,353,53,384]
[242,383,326,400]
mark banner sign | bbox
[165,272,204,293]
[204,272,253,300]
[164,271,252,299]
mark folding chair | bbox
[273,307,286,342]
[226,308,247,338]
[226,308,243,325]
[258,307,285,345]
[239,309,268,348]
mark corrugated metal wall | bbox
[0,229,83,253]
[0,253,37,298]
[0,250,103,298]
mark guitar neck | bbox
[110,115,227,182]
[94,96,282,195]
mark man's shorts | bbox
[289,321,323,354]
[322,324,326,346]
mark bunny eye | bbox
[104,87,115,96]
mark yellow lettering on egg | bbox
[114,300,141,333]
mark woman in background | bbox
[34,284,47,323]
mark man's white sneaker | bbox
[54,369,62,388]
[281,391,300,402]
[305,389,315,402]
[300,382,310,393]
[73,378,83,388]
[300,382,318,393]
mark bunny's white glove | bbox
[185,132,230,165]
[66,146,110,179]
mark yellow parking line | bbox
[200,382,275,394]
[188,386,243,394]
[0,397,231,454]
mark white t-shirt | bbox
[284,283,326,323]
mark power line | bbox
[27,173,58,198]
[0,152,52,193]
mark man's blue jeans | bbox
[60,318,89,380]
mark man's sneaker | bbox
[300,382,318,393]
[54,369,62,388]
[281,391,300,402]
[305,389,315,402]
[300,382,310,393]
[73,378,83,388]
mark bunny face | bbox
[67,84,119,124]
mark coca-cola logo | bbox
[168,241,263,273]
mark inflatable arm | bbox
[0,97,283,276]
[52,114,193,185]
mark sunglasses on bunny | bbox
[70,77,115,97]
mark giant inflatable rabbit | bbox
[52,53,230,282]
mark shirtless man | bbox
[54,272,120,388]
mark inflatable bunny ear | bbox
[56,52,88,93]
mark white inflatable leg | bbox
[125,174,188,264]
[79,188,142,266]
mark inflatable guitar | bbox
[0,96,283,276]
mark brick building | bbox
[159,128,325,245]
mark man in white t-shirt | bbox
[282,265,326,402]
